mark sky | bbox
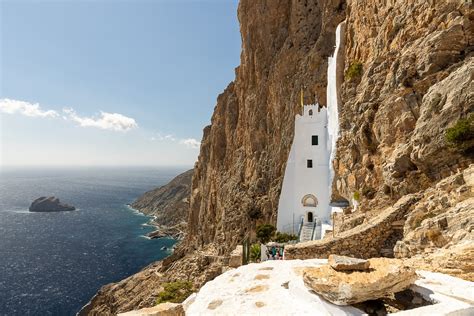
[0,0,241,167]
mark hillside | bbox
[131,169,193,238]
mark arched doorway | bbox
[307,211,313,223]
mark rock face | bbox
[81,1,474,314]
[77,262,167,316]
[333,0,473,212]
[131,169,193,239]
[303,258,417,305]
[394,164,474,281]
[328,254,369,271]
[29,196,75,212]
[183,0,345,256]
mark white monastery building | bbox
[277,101,331,242]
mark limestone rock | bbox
[117,303,184,316]
[77,262,167,315]
[394,165,474,281]
[328,255,369,271]
[303,258,417,305]
[29,196,75,212]
[80,1,474,313]
[228,245,243,268]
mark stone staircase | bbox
[299,222,321,242]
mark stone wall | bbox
[285,194,421,259]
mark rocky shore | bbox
[131,169,193,240]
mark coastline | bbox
[126,204,184,240]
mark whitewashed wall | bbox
[277,105,330,234]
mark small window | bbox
[307,159,313,168]
[309,109,313,116]
[312,135,318,145]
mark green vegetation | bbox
[249,243,261,262]
[156,281,193,304]
[247,206,263,220]
[255,224,298,244]
[445,114,474,152]
[353,190,361,201]
[256,224,276,243]
[274,232,298,243]
[345,62,363,81]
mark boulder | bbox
[228,245,243,268]
[117,303,184,316]
[29,196,75,212]
[328,255,370,271]
[303,258,417,305]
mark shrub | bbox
[249,243,261,262]
[247,206,263,220]
[345,62,363,81]
[445,114,474,152]
[156,281,193,304]
[274,232,298,243]
[353,190,361,201]
[256,224,276,243]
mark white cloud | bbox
[150,133,200,149]
[63,108,137,132]
[0,98,59,118]
[0,99,137,132]
[150,133,176,142]
[180,138,201,149]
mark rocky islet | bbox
[29,196,75,212]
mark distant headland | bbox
[29,196,76,212]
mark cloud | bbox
[63,108,138,132]
[150,133,200,149]
[0,98,59,118]
[1,99,137,132]
[180,138,201,149]
[150,133,176,142]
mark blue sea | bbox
[0,167,187,316]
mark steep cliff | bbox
[82,0,474,314]
[132,169,193,238]
[184,0,345,254]
[334,0,473,210]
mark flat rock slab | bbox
[118,302,184,316]
[328,255,370,271]
[303,258,417,305]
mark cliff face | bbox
[82,1,474,314]
[334,0,473,210]
[185,0,345,254]
[132,169,193,238]
[181,0,473,282]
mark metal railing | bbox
[297,217,304,240]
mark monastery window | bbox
[307,159,313,168]
[312,135,318,145]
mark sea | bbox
[0,166,187,316]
